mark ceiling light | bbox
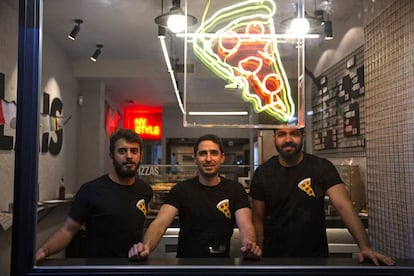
[322,20,333,40]
[322,12,333,40]
[280,3,324,37]
[158,25,166,38]
[280,13,324,36]
[289,17,310,35]
[155,0,197,33]
[68,19,83,40]
[90,44,103,62]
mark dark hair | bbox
[193,134,224,155]
[109,129,143,157]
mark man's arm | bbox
[251,199,265,248]
[234,207,261,259]
[327,184,395,265]
[35,217,81,263]
[128,203,178,260]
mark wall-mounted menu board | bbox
[311,46,366,157]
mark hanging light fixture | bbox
[68,19,83,40]
[280,2,324,36]
[322,20,333,40]
[319,0,334,40]
[155,0,197,33]
[90,44,103,62]
[288,16,311,36]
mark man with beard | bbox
[36,129,152,262]
[249,127,395,265]
[128,134,261,260]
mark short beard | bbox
[276,142,303,160]
[113,160,139,178]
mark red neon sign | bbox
[124,106,162,140]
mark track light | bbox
[90,44,103,62]
[155,0,197,33]
[322,20,333,40]
[68,19,83,40]
[158,25,166,38]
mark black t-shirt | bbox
[249,153,343,257]
[164,176,250,257]
[69,174,153,258]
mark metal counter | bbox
[34,258,414,276]
[150,227,359,259]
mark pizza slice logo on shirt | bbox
[216,199,231,219]
[298,178,315,198]
[136,199,147,216]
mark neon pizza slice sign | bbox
[192,0,297,123]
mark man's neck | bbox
[198,174,221,186]
[279,151,304,167]
[108,172,135,186]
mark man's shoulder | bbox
[170,177,193,190]
[81,175,108,187]
[135,177,153,193]
[135,177,151,186]
[257,155,279,169]
[219,176,243,187]
[304,153,332,165]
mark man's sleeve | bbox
[249,167,265,201]
[321,159,344,190]
[68,185,89,223]
[232,182,250,211]
[163,183,182,209]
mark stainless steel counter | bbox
[150,227,359,259]
[68,216,364,259]
[33,258,414,276]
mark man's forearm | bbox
[254,225,264,248]
[336,202,371,249]
[344,214,370,249]
[142,223,167,252]
[252,215,264,247]
[37,229,73,258]
[239,224,257,246]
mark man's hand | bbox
[240,242,261,260]
[35,247,49,263]
[358,248,395,266]
[128,242,149,261]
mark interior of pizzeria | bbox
[1,0,414,275]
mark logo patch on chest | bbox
[216,199,231,219]
[136,199,147,216]
[298,178,315,198]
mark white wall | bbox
[76,80,106,185]
[38,36,80,201]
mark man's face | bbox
[274,128,303,160]
[195,140,225,178]
[111,138,141,178]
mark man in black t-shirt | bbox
[250,127,395,265]
[128,134,261,259]
[36,129,152,262]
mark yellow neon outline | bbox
[192,0,295,122]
